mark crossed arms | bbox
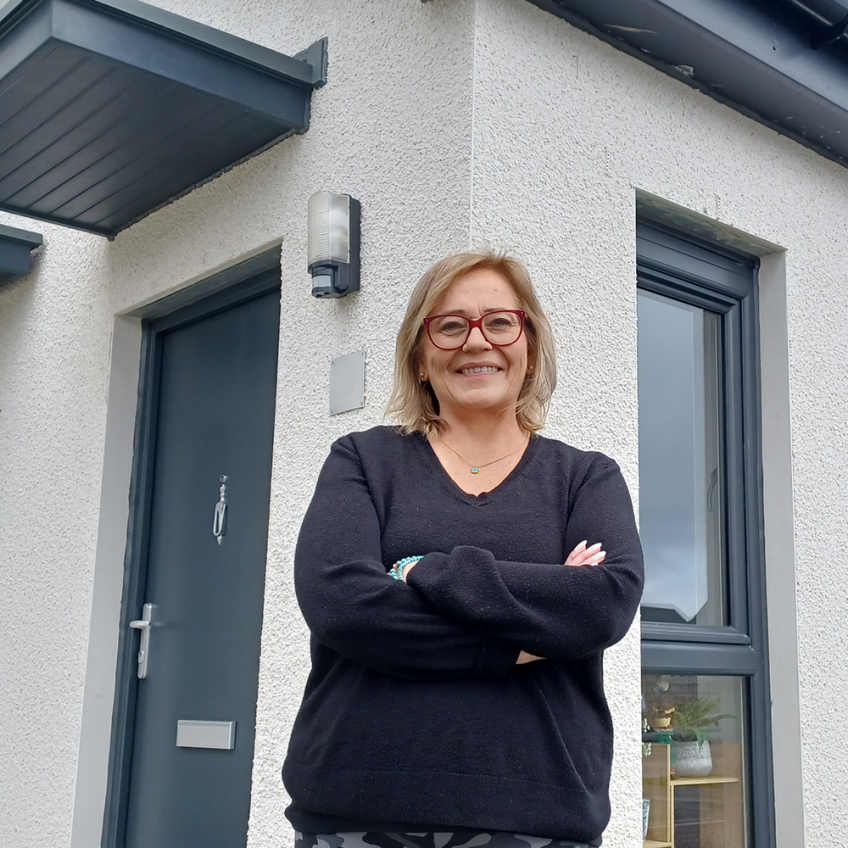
[294,438,644,681]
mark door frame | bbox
[101,258,281,848]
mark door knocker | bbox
[213,475,228,545]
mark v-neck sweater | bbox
[283,426,644,844]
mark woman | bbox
[282,252,644,848]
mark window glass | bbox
[642,673,747,848]
[637,290,726,626]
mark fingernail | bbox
[587,542,602,552]
[577,540,587,550]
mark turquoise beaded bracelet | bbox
[389,555,424,581]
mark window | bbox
[636,223,774,848]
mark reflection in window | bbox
[642,674,747,848]
[637,290,726,626]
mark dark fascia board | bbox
[0,222,42,287]
[528,0,848,169]
[0,0,326,124]
[0,0,326,87]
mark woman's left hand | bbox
[565,540,606,567]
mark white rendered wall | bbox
[471,2,846,846]
[1,0,846,846]
[0,0,478,845]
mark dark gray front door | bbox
[123,277,280,848]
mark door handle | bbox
[129,603,154,679]
[707,467,719,513]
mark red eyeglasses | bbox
[423,310,526,350]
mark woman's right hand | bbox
[565,540,606,566]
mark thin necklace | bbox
[436,433,529,475]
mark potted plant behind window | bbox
[671,697,733,777]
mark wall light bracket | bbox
[308,191,361,298]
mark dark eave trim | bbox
[0,222,42,287]
[0,0,326,125]
[0,0,326,86]
[528,0,848,169]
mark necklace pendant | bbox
[471,467,480,474]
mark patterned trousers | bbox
[295,832,593,848]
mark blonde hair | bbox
[386,250,557,435]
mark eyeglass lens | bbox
[428,312,523,349]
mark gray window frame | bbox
[637,221,775,848]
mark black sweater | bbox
[283,426,643,843]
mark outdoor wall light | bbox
[308,191,361,298]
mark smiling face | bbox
[418,267,532,422]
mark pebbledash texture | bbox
[283,426,644,845]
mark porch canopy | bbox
[0,221,41,286]
[0,0,326,237]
